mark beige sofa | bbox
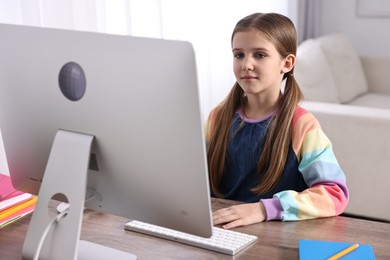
[295,33,390,222]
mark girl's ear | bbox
[281,54,296,73]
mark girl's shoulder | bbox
[291,106,325,157]
[207,103,223,122]
[292,105,321,132]
[205,103,224,141]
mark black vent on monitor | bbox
[58,61,86,101]
[89,153,99,171]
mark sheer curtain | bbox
[0,0,292,118]
[295,0,321,43]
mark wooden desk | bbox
[1,198,389,259]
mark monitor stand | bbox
[22,130,137,260]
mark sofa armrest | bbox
[301,101,390,222]
[361,56,390,95]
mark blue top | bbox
[217,110,307,202]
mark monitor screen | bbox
[0,23,212,259]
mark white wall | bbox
[318,0,390,56]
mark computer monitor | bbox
[0,23,212,259]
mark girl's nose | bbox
[242,58,254,70]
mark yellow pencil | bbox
[327,243,359,260]
[0,196,37,221]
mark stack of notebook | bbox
[0,173,37,228]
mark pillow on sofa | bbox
[295,39,339,103]
[315,33,368,103]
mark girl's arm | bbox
[262,107,349,221]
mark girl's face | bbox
[232,29,293,100]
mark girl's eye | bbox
[233,52,244,59]
[254,53,266,59]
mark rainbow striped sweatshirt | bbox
[206,105,349,221]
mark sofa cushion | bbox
[295,39,339,103]
[349,93,390,109]
[361,56,390,95]
[315,33,368,103]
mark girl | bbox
[207,13,349,229]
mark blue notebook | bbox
[299,240,375,260]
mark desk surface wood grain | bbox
[1,198,390,259]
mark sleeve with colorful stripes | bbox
[262,107,349,221]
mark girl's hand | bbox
[212,202,266,229]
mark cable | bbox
[56,189,98,213]
[33,209,69,260]
[34,190,98,259]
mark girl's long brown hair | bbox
[207,13,303,197]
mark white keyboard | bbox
[124,220,258,255]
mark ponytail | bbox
[252,73,302,194]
